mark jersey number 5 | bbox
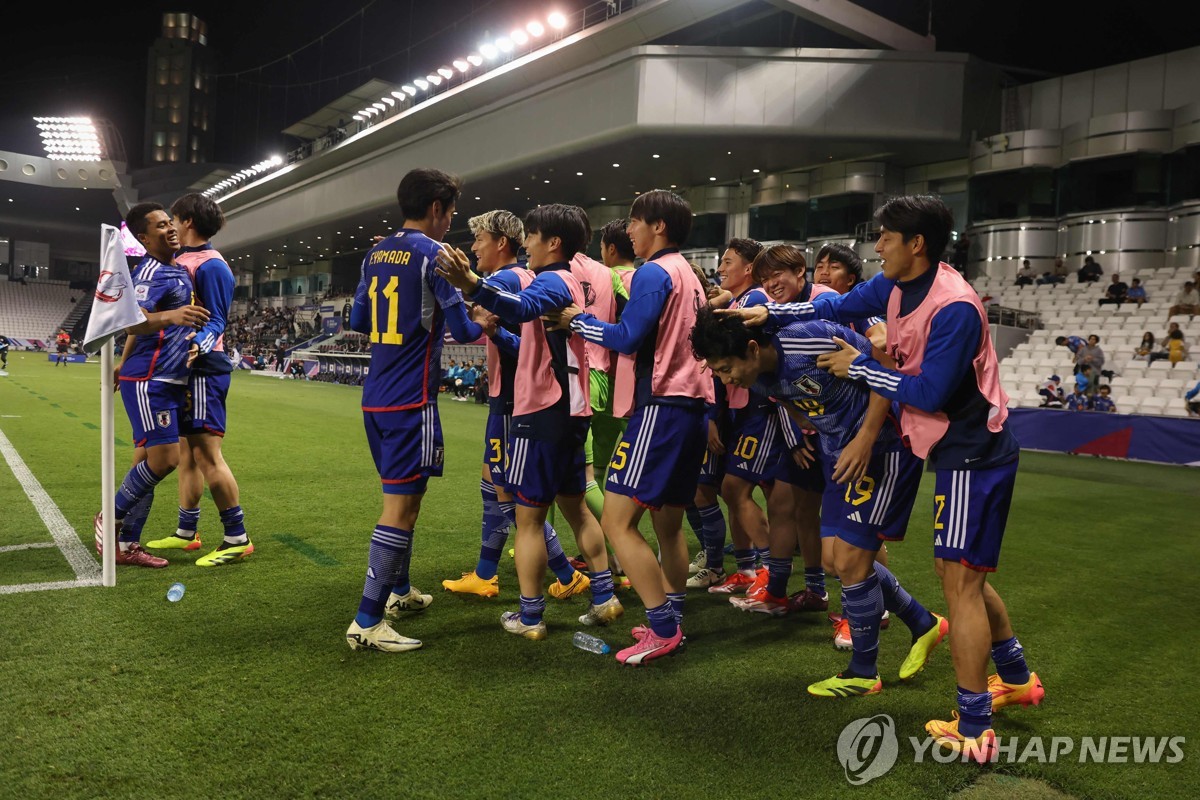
[368,275,404,344]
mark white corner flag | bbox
[84,224,144,352]
[87,223,145,587]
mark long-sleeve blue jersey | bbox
[178,243,234,375]
[119,256,195,384]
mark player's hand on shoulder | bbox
[543,304,581,331]
[435,246,475,289]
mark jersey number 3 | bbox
[368,275,404,344]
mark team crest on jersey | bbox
[791,375,822,396]
[155,410,172,428]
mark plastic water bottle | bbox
[572,631,610,654]
[166,582,185,602]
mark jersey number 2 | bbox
[368,275,404,344]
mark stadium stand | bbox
[0,280,78,344]
[985,269,1200,417]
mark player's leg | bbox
[444,414,510,595]
[981,582,1043,708]
[732,479,797,615]
[711,474,763,594]
[925,459,1026,759]
[685,479,727,589]
[651,504,689,628]
[556,490,623,627]
[346,408,437,653]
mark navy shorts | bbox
[483,412,511,489]
[120,379,186,448]
[363,405,444,495]
[696,446,725,487]
[606,403,706,509]
[820,446,922,551]
[724,406,784,484]
[181,372,230,437]
[933,457,1019,572]
[507,417,589,507]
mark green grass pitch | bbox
[0,356,1197,799]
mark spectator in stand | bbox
[1066,381,1092,411]
[1056,334,1086,373]
[1092,384,1117,413]
[1077,256,1103,283]
[1168,281,1200,320]
[1038,374,1064,408]
[1076,335,1105,391]
[1135,332,1156,361]
[1052,258,1069,283]
[1186,381,1200,416]
[1166,329,1189,367]
[1014,260,1034,286]
[1126,278,1147,307]
[1098,274,1128,306]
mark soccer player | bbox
[728,244,837,618]
[343,168,485,653]
[729,195,1043,761]
[440,209,586,600]
[437,204,619,640]
[692,309,946,697]
[707,238,775,596]
[0,334,9,372]
[55,328,71,366]
[571,247,623,521]
[94,202,210,567]
[144,193,251,566]
[552,189,713,665]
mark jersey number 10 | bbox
[368,275,405,344]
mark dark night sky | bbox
[1,1,1196,168]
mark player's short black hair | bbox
[524,204,590,260]
[815,242,864,285]
[600,218,635,261]
[630,190,692,247]
[874,194,954,264]
[751,243,804,284]
[726,238,763,267]
[397,168,462,221]
[1055,336,1068,345]
[170,193,225,239]
[690,307,770,363]
[125,202,165,238]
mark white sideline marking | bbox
[0,427,101,586]
[0,578,103,595]
[0,542,57,553]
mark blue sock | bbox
[684,504,705,549]
[766,556,792,597]
[519,594,545,626]
[698,503,726,569]
[841,573,883,677]
[872,562,935,638]
[956,686,993,738]
[733,549,756,573]
[667,591,686,625]
[115,461,164,519]
[646,601,678,638]
[177,506,200,536]
[544,523,576,584]
[355,525,411,628]
[804,566,826,596]
[219,505,247,545]
[120,490,154,543]
[755,547,770,568]
[991,636,1031,684]
[475,480,508,580]
[590,569,614,605]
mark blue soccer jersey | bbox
[119,256,195,384]
[351,229,466,411]
[753,319,900,459]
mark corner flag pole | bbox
[100,339,116,586]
